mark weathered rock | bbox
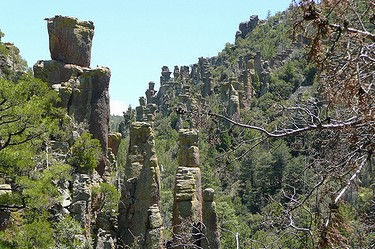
[34,62,111,175]
[202,188,221,249]
[180,66,190,80]
[118,122,163,249]
[145,81,157,104]
[236,15,259,40]
[0,43,26,77]
[108,133,122,156]
[173,65,180,79]
[173,129,202,248]
[254,51,262,79]
[33,60,82,86]
[96,228,116,249]
[47,15,94,67]
[34,16,111,175]
[160,66,172,86]
[228,84,240,117]
[178,129,199,167]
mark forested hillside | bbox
[1,1,374,248]
[114,1,374,248]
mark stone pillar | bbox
[173,129,203,248]
[180,66,190,81]
[254,51,262,78]
[202,188,221,249]
[108,133,122,156]
[260,61,271,96]
[228,84,240,117]
[160,66,172,86]
[118,122,163,249]
[145,81,157,104]
[34,16,111,176]
[173,65,180,79]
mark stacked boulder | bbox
[33,15,113,248]
[172,129,221,249]
[33,15,111,176]
[173,129,203,247]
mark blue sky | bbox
[0,0,292,115]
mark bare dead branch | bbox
[208,112,361,138]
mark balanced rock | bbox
[47,15,94,67]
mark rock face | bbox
[47,15,94,67]
[34,16,111,175]
[173,129,203,248]
[69,174,92,237]
[118,122,163,249]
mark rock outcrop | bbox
[118,122,163,249]
[69,174,92,236]
[108,133,122,156]
[202,188,221,249]
[235,15,259,40]
[173,129,203,248]
[34,16,111,176]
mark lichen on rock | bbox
[47,15,94,67]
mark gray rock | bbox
[47,15,94,67]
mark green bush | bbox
[67,133,101,173]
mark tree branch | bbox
[208,112,361,138]
[329,23,375,42]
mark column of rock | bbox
[118,122,163,249]
[173,129,203,248]
[32,16,112,247]
[33,15,111,176]
[202,188,221,249]
[145,81,157,104]
[228,84,240,117]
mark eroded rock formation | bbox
[235,15,259,40]
[202,188,221,249]
[118,122,163,249]
[173,129,203,247]
[47,15,94,67]
[34,15,111,176]
[32,16,113,248]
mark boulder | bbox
[47,15,94,67]
[108,133,122,156]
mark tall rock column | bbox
[202,188,221,249]
[118,122,163,249]
[173,129,203,248]
[33,15,111,175]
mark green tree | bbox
[67,132,101,173]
